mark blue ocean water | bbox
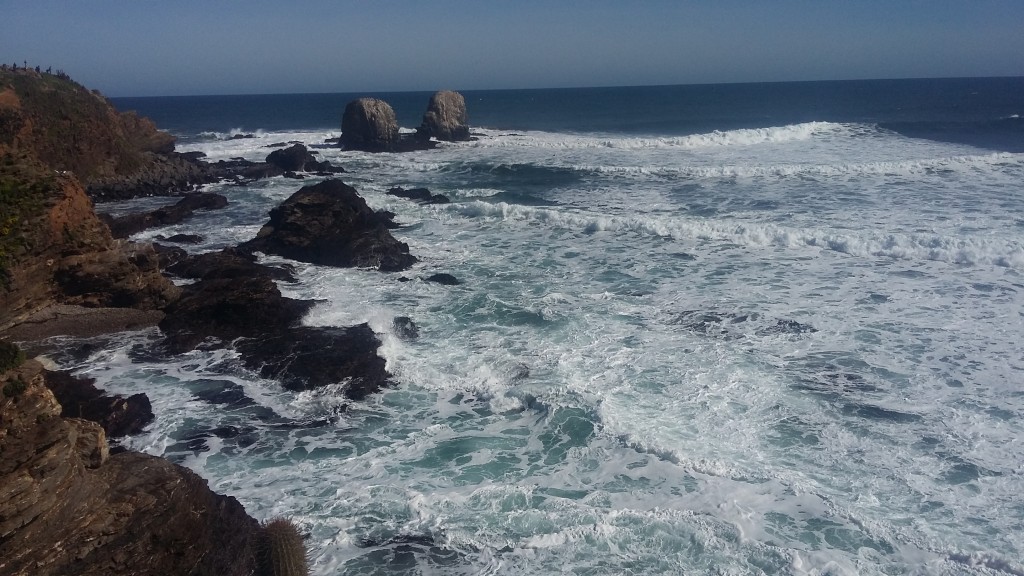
[62,79,1024,574]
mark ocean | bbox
[54,78,1024,574]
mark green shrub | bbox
[0,339,25,372]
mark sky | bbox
[2,0,1023,97]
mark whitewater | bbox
[54,100,1024,575]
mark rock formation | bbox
[0,158,180,331]
[341,97,400,152]
[387,185,450,204]
[416,90,471,142]
[99,192,229,239]
[241,179,417,271]
[0,356,261,576]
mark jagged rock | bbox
[155,233,203,244]
[416,90,471,142]
[101,192,228,238]
[159,275,314,352]
[392,316,419,340]
[387,186,450,204]
[54,242,181,309]
[341,98,400,152]
[0,360,260,576]
[165,247,296,282]
[266,143,320,172]
[241,179,417,271]
[43,370,154,438]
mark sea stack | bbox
[416,90,470,142]
[340,97,399,152]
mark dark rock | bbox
[179,151,207,161]
[387,186,450,204]
[236,324,388,399]
[392,316,419,339]
[416,90,471,142]
[425,273,460,285]
[155,233,204,244]
[159,275,313,352]
[757,319,818,336]
[151,243,188,269]
[341,98,400,152]
[263,142,289,148]
[266,143,318,172]
[101,192,229,238]
[87,152,216,202]
[240,179,417,271]
[43,370,154,438]
[165,247,296,282]
[283,171,305,179]
[229,133,256,139]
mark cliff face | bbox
[0,155,179,330]
[0,359,259,576]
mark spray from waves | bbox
[572,152,1024,180]
[449,201,1024,269]
[464,122,862,150]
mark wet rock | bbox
[165,247,296,282]
[43,370,154,438]
[387,186,450,204]
[392,316,419,339]
[100,192,228,238]
[756,318,818,336]
[416,90,471,142]
[266,143,331,172]
[241,179,417,271]
[54,242,181,310]
[236,324,388,400]
[155,233,203,244]
[425,273,460,285]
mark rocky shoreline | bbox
[1,66,471,574]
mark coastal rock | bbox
[100,192,228,238]
[43,369,154,438]
[165,247,297,282]
[266,143,324,172]
[341,98,400,152]
[159,275,314,351]
[241,179,417,271]
[155,233,203,244]
[0,163,180,331]
[425,273,461,285]
[0,359,260,576]
[392,316,419,340]
[387,186,450,204]
[416,90,471,142]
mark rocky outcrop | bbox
[1,159,180,331]
[86,152,214,201]
[241,179,417,271]
[100,192,228,238]
[341,98,400,152]
[416,90,470,142]
[266,143,333,172]
[165,247,296,282]
[43,370,154,438]
[387,186,450,204]
[0,358,261,576]
[158,263,391,400]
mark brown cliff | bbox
[0,358,260,576]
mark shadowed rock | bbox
[425,273,460,285]
[241,179,417,271]
[44,370,154,438]
[100,192,228,238]
[387,186,450,204]
[165,247,296,282]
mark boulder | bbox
[341,98,400,152]
[387,186,450,204]
[416,90,470,142]
[265,143,323,172]
[241,179,417,271]
[165,247,296,282]
[425,273,460,285]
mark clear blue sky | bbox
[3,0,1023,97]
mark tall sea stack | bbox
[416,90,470,142]
[340,97,399,152]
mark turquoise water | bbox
[52,81,1024,574]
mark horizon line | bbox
[106,74,1024,100]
